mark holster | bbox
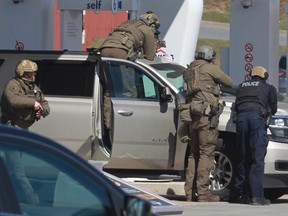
[209,101,225,129]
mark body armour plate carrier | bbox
[236,80,268,110]
[102,20,145,53]
[183,63,220,98]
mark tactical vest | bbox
[102,20,145,53]
[236,79,268,111]
[183,63,220,98]
[0,79,37,128]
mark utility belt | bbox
[179,100,225,129]
[179,101,210,123]
[109,31,142,50]
[106,35,134,50]
[236,106,271,127]
[237,106,268,117]
[236,107,259,114]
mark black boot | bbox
[251,197,270,205]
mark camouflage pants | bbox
[184,115,218,197]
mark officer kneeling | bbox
[231,66,277,205]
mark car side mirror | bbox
[124,196,153,216]
[160,87,172,102]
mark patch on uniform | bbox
[241,81,259,87]
[9,86,19,92]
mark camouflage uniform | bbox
[0,59,50,204]
[184,59,233,201]
[1,78,50,128]
[100,19,156,61]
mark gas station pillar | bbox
[229,0,279,90]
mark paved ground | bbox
[165,195,288,216]
[128,179,185,196]
[129,179,288,216]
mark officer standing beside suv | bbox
[230,66,277,205]
[183,45,233,202]
[0,59,50,204]
[1,59,50,128]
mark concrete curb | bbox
[130,180,185,196]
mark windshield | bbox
[220,86,288,104]
[149,63,288,104]
[276,93,288,104]
[150,63,185,93]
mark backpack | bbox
[183,63,204,97]
[110,20,145,51]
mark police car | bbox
[0,125,156,216]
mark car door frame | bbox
[101,58,180,170]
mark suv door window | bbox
[149,63,185,92]
[104,62,158,100]
[35,61,95,97]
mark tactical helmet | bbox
[251,66,269,80]
[16,59,38,77]
[195,45,216,63]
[139,11,160,31]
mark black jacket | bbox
[235,76,277,115]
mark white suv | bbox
[0,50,288,200]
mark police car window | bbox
[35,61,95,97]
[105,62,158,100]
[0,141,115,216]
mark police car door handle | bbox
[117,110,133,116]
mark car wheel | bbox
[209,148,236,199]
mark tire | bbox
[210,143,237,199]
[183,137,237,199]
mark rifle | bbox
[35,89,49,118]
